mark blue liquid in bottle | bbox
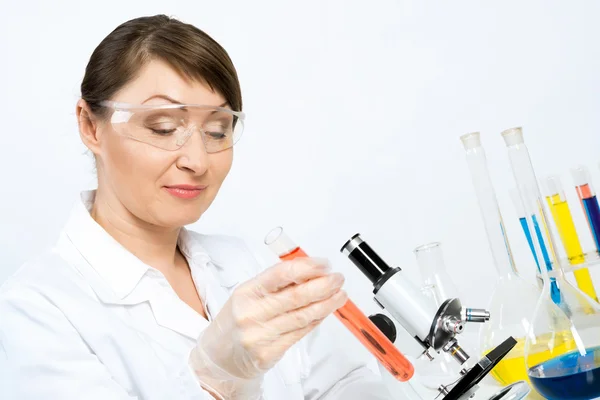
[529,346,600,400]
[521,215,561,304]
[531,215,553,270]
[583,196,600,251]
[520,217,541,269]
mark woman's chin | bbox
[156,211,203,229]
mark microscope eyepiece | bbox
[340,233,363,255]
[340,233,393,284]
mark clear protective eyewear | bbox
[99,101,245,153]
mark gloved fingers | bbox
[250,258,331,294]
[266,289,348,335]
[230,289,347,370]
[255,273,345,320]
[189,257,343,391]
[190,346,264,400]
[245,319,323,371]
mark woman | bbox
[0,15,391,400]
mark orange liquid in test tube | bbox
[273,234,414,382]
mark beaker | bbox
[459,132,542,388]
[263,226,415,382]
[502,127,600,400]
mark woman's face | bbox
[85,60,234,229]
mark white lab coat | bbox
[0,190,392,400]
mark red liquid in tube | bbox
[279,246,414,381]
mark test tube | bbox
[264,227,415,382]
[571,165,600,252]
[500,127,600,313]
[544,175,598,301]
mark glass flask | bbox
[459,132,542,389]
[412,242,467,389]
[502,127,600,400]
[415,242,462,306]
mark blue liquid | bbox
[520,217,541,271]
[532,215,553,271]
[583,196,600,251]
[520,215,561,304]
[529,346,600,400]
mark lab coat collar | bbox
[63,190,150,300]
[63,190,221,301]
[58,190,251,341]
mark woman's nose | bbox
[175,128,210,175]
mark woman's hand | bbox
[189,257,347,399]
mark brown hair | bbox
[81,14,242,117]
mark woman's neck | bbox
[90,188,182,273]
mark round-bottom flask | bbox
[460,132,543,391]
[479,274,542,391]
[525,272,600,400]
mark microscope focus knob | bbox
[442,316,465,334]
[368,314,397,343]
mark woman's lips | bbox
[164,185,206,199]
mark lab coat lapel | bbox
[147,292,206,340]
[189,236,250,314]
[142,236,242,340]
[199,263,239,318]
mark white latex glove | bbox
[189,257,347,399]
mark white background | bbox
[2,0,600,375]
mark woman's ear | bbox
[76,99,102,155]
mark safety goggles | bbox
[99,101,245,153]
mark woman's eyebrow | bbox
[142,94,182,104]
[142,95,230,109]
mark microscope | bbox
[340,233,530,400]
